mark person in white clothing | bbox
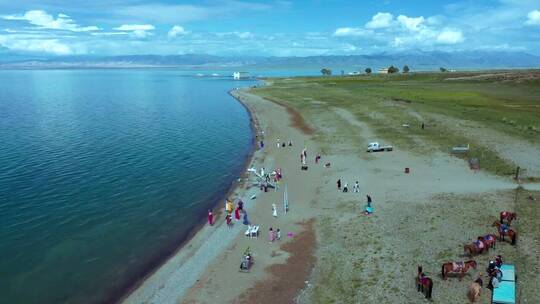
[353,181,360,193]
[272,203,278,217]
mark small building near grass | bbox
[233,71,250,79]
[378,68,389,74]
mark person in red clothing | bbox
[207,210,213,226]
[234,206,241,221]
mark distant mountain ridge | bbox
[1,51,539,70]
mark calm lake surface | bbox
[0,69,255,303]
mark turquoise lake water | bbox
[0,70,255,303]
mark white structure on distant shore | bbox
[378,68,389,74]
[233,71,249,79]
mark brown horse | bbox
[478,234,497,250]
[500,211,517,225]
[441,260,477,280]
[416,266,433,299]
[467,276,483,303]
[492,221,517,245]
[464,241,485,256]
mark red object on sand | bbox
[208,212,213,225]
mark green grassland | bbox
[252,71,540,177]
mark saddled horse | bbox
[500,211,517,225]
[492,221,517,245]
[441,260,477,280]
[478,234,497,250]
[416,266,433,299]
[464,240,486,256]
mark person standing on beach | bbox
[276,229,281,240]
[365,195,373,215]
[277,138,280,148]
[272,203,278,218]
[226,214,232,229]
[269,227,275,243]
[337,179,341,190]
[343,183,348,193]
[234,206,241,221]
[226,199,233,215]
[242,211,250,225]
[353,181,360,193]
[208,210,213,226]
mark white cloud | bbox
[117,2,271,24]
[342,43,359,52]
[215,31,253,39]
[91,32,128,36]
[0,35,72,55]
[525,10,540,25]
[114,24,155,31]
[168,25,188,38]
[397,15,425,31]
[235,32,252,39]
[365,12,394,29]
[113,24,155,38]
[436,30,464,44]
[333,27,369,37]
[132,30,151,38]
[2,10,99,32]
[337,11,466,50]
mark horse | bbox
[416,266,433,299]
[441,260,477,281]
[492,221,517,245]
[500,211,517,225]
[464,241,485,257]
[467,277,483,303]
[478,234,497,250]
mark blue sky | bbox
[1,0,539,57]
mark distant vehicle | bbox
[367,142,393,152]
[451,144,469,154]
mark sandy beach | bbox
[122,88,323,304]
[123,81,540,304]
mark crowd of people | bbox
[219,198,251,229]
[486,254,504,290]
